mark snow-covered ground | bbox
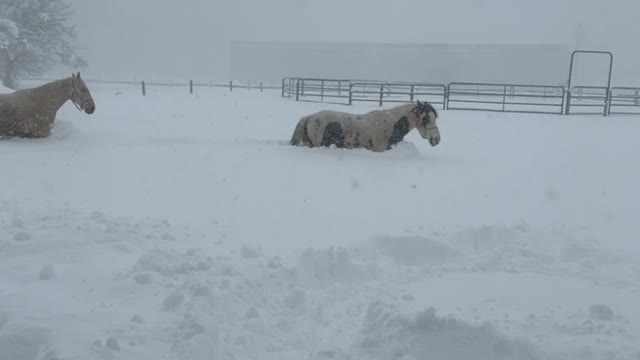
[1,82,639,360]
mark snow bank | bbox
[351,301,540,360]
[0,323,58,360]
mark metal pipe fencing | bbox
[608,87,640,115]
[565,86,610,115]
[282,76,640,117]
[447,82,565,115]
[349,82,447,108]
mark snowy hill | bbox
[0,82,639,360]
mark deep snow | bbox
[0,82,639,360]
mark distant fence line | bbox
[281,77,640,116]
[137,79,281,96]
[21,77,281,95]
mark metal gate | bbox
[564,50,614,116]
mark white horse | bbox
[290,100,441,152]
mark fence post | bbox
[321,80,325,102]
[410,85,415,101]
[443,85,448,110]
[502,85,507,112]
[445,84,451,110]
[229,80,233,92]
[379,84,384,106]
[141,81,146,96]
[190,80,193,94]
[295,79,301,101]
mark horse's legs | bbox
[15,128,50,139]
[290,121,304,146]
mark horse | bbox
[289,100,441,152]
[0,72,95,139]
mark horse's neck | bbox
[387,105,416,126]
[28,78,72,112]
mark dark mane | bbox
[413,100,438,118]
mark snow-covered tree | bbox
[0,0,86,89]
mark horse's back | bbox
[304,110,369,132]
[300,109,388,149]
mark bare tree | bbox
[0,0,86,89]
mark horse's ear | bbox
[77,72,81,79]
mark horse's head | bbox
[70,72,96,114]
[411,100,440,146]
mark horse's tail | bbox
[290,116,309,146]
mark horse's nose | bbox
[87,105,95,114]
[430,136,440,146]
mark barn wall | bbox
[229,42,572,85]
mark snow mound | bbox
[555,304,630,337]
[295,246,380,288]
[369,235,463,267]
[0,323,59,360]
[123,249,214,278]
[348,301,541,360]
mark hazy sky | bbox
[64,0,638,83]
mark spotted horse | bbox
[289,100,441,152]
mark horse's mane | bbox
[12,78,72,98]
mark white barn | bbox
[229,41,572,86]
